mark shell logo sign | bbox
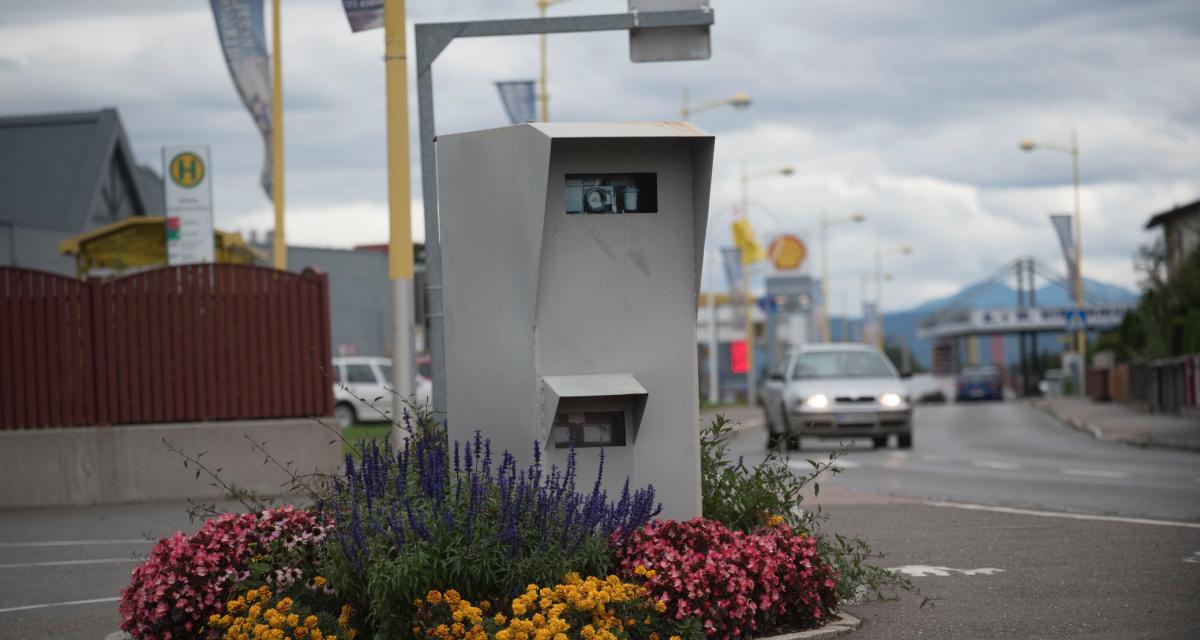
[768,234,807,271]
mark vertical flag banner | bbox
[1049,213,1077,287]
[341,0,384,32]
[495,81,537,124]
[210,0,273,199]
[732,218,765,264]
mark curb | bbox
[1030,399,1200,452]
[756,611,862,639]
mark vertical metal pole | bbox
[270,0,286,270]
[417,32,447,417]
[385,0,414,436]
[874,241,883,350]
[740,160,755,406]
[707,289,719,404]
[681,86,690,121]
[820,212,830,342]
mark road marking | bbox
[973,460,1021,471]
[929,500,1200,529]
[0,597,120,615]
[890,565,1005,577]
[1184,552,1200,564]
[1061,468,1128,479]
[0,557,139,570]
[0,539,151,548]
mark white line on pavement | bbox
[1061,468,1128,479]
[0,597,120,615]
[0,557,139,570]
[972,460,1021,471]
[929,500,1200,529]
[0,539,151,548]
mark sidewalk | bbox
[698,404,763,432]
[1032,396,1200,451]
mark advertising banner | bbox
[163,146,216,265]
[341,0,384,32]
[210,0,273,198]
[495,80,537,124]
[1050,213,1077,286]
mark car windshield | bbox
[793,351,895,380]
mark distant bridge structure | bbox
[918,257,1136,387]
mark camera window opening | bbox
[565,173,658,215]
[551,411,627,448]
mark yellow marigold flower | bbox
[768,514,785,526]
[304,615,318,629]
[313,576,327,587]
[445,589,462,606]
[427,590,443,605]
[275,598,294,613]
[286,614,300,628]
[670,636,682,640]
[294,627,308,638]
[310,631,322,640]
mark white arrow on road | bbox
[891,565,1006,577]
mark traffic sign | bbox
[1064,309,1088,331]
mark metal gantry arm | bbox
[415,9,716,416]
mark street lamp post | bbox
[739,161,794,406]
[819,211,865,342]
[1019,131,1084,357]
[536,0,573,121]
[873,242,912,351]
[681,87,752,121]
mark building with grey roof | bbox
[0,108,163,275]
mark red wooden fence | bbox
[1,265,333,429]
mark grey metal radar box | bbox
[436,122,714,519]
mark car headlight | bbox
[803,394,830,409]
[879,392,903,408]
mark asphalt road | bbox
[722,401,1200,639]
[726,401,1200,522]
[1,401,1197,639]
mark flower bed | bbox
[120,420,854,640]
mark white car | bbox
[760,343,914,450]
[332,356,432,428]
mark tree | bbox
[1105,239,1200,359]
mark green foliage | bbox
[699,415,920,604]
[1113,239,1200,359]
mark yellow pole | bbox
[538,1,549,121]
[385,0,413,281]
[270,0,285,270]
[681,86,690,121]
[1071,130,1085,358]
[385,0,414,433]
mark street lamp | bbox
[1019,131,1084,357]
[535,0,574,121]
[739,161,794,406]
[873,242,912,350]
[819,211,866,342]
[681,87,752,121]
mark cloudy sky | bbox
[2,0,1198,312]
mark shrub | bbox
[614,518,837,638]
[118,506,327,640]
[700,415,918,603]
[318,432,661,637]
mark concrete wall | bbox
[0,419,343,508]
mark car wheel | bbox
[335,403,357,429]
[872,436,888,449]
[897,432,913,449]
